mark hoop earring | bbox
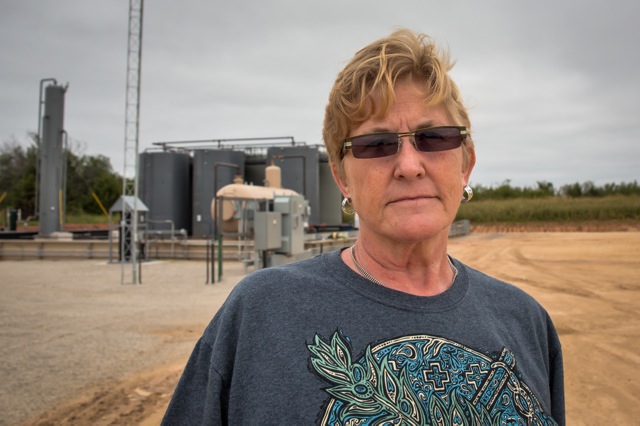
[461,185,473,203]
[341,197,356,215]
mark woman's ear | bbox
[330,160,349,198]
[462,147,476,185]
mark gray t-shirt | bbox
[163,249,564,425]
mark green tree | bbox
[66,152,120,214]
[0,135,121,218]
[0,138,38,215]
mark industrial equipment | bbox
[212,164,312,270]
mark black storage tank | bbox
[139,151,192,234]
[192,149,245,238]
[267,146,320,226]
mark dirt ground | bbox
[1,231,639,425]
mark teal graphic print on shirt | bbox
[308,332,557,425]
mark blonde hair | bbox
[322,29,474,167]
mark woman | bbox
[163,29,565,425]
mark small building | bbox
[108,196,149,262]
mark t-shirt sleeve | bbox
[549,323,566,425]
[161,337,226,426]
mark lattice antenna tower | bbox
[121,0,144,284]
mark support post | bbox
[217,235,223,282]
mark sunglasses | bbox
[342,126,467,159]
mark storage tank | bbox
[192,149,245,237]
[267,146,320,225]
[138,151,192,233]
[213,183,299,224]
[244,153,267,186]
[39,84,67,236]
[318,154,343,228]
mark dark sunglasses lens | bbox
[414,127,463,152]
[351,134,398,158]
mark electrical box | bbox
[254,211,282,250]
[274,195,306,255]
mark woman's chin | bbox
[377,217,451,242]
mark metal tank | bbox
[138,151,192,234]
[243,153,267,186]
[212,167,312,269]
[192,149,245,237]
[38,83,67,236]
[267,146,320,226]
[318,154,343,228]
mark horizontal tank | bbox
[212,182,299,230]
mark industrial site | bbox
[1,2,639,425]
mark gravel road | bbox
[0,259,246,425]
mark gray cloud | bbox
[1,0,637,188]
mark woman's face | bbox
[333,79,475,243]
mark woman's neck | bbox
[344,230,456,296]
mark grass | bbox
[456,195,640,223]
[5,196,639,228]
[65,212,112,224]
[0,211,113,229]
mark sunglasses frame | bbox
[342,126,467,159]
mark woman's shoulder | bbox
[248,249,340,279]
[457,260,549,314]
[228,249,343,299]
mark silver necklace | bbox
[350,244,458,287]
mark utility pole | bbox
[121,0,143,284]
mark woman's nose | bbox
[393,135,426,180]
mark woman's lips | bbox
[388,195,436,206]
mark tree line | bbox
[471,179,640,201]
[0,137,121,217]
[1,136,638,218]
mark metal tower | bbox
[121,0,144,284]
[37,81,68,236]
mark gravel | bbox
[0,259,246,426]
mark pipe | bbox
[58,190,63,229]
[151,136,296,149]
[146,219,176,256]
[61,130,68,229]
[217,234,223,282]
[213,162,240,237]
[92,192,110,218]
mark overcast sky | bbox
[1,0,638,188]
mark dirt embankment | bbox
[471,219,640,233]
